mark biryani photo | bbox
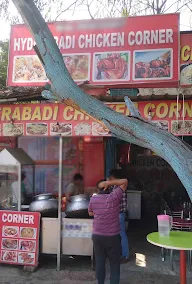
[2,239,18,250]
[2,251,17,262]
[51,123,72,136]
[13,56,47,82]
[63,54,90,81]
[74,123,91,135]
[180,64,192,85]
[151,121,169,131]
[3,227,18,237]
[18,252,35,264]
[92,122,109,135]
[26,123,48,135]
[20,228,35,239]
[172,120,192,135]
[3,123,23,136]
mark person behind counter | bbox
[11,172,26,208]
[88,178,128,284]
[65,173,83,201]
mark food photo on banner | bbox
[180,32,192,86]
[7,14,179,87]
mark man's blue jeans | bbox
[119,212,129,258]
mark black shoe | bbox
[120,257,130,264]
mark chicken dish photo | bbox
[2,239,18,250]
[94,52,129,81]
[134,49,172,80]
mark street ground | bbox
[0,221,191,283]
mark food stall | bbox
[0,148,35,211]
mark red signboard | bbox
[180,33,192,86]
[0,211,40,266]
[8,14,179,88]
[0,100,192,136]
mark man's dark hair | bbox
[109,169,125,179]
[96,179,105,189]
[73,173,83,181]
[96,180,110,194]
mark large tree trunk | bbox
[12,0,192,200]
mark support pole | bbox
[57,136,63,271]
[180,250,186,284]
[18,165,21,211]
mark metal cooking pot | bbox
[29,193,58,217]
[65,194,90,218]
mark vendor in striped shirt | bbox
[88,177,128,284]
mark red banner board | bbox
[8,14,179,88]
[0,100,192,136]
[180,33,192,86]
[0,211,40,266]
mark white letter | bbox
[65,36,72,49]
[117,32,124,47]
[78,35,85,48]
[128,32,135,46]
[166,29,173,43]
[24,215,29,224]
[2,213,7,222]
[151,30,159,44]
[13,214,18,223]
[29,215,34,224]
[103,33,110,47]
[143,31,150,45]
[135,31,143,45]
[14,38,20,51]
[54,36,58,45]
[27,38,34,50]
[85,34,92,48]
[59,36,65,49]
[96,34,103,48]
[8,214,12,222]
[159,29,165,44]
[21,38,27,51]
[110,33,117,47]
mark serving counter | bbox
[41,217,93,260]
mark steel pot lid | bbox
[33,193,56,201]
[70,194,90,202]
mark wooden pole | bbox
[57,136,63,271]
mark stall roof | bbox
[0,86,192,103]
[0,148,34,166]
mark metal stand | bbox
[57,136,63,271]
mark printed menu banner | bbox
[8,14,179,87]
[0,101,192,136]
[0,211,40,266]
[180,33,192,86]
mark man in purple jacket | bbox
[88,178,128,284]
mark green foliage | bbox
[0,40,9,88]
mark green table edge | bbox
[147,231,192,251]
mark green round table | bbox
[147,231,192,284]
